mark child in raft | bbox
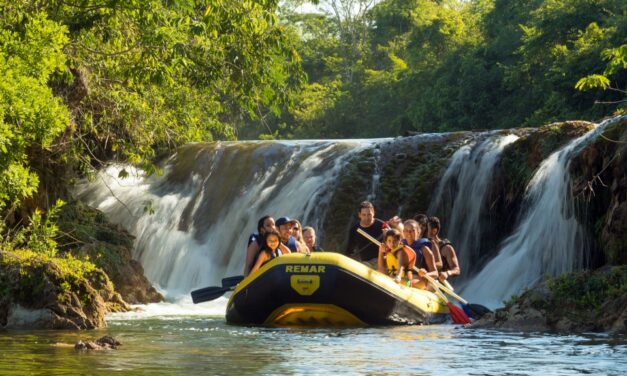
[249,230,291,275]
[377,229,417,286]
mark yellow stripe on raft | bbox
[265,303,367,327]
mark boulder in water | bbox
[75,336,122,350]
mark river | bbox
[1,299,626,375]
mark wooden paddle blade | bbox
[448,302,471,325]
[191,286,231,304]
[463,303,492,320]
[221,275,245,288]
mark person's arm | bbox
[395,250,406,283]
[431,241,443,271]
[439,245,461,281]
[377,244,386,273]
[279,243,291,254]
[249,251,268,275]
[404,246,415,283]
[244,240,260,276]
[417,246,438,279]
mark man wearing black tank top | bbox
[345,201,386,266]
[427,216,461,282]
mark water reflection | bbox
[1,319,626,375]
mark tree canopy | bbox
[241,0,625,139]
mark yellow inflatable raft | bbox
[226,252,449,327]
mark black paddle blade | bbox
[191,286,232,304]
[463,303,492,320]
[221,275,245,288]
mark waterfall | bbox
[76,140,375,297]
[429,134,519,274]
[461,118,619,307]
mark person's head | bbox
[275,217,296,242]
[264,230,281,251]
[302,226,316,248]
[403,219,420,243]
[257,215,275,235]
[388,215,404,232]
[291,219,303,241]
[358,201,375,226]
[384,229,402,250]
[413,213,428,236]
[427,216,441,238]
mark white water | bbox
[462,119,619,307]
[76,140,376,298]
[429,134,519,272]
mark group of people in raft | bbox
[244,201,460,290]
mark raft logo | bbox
[290,275,320,296]
[285,265,326,273]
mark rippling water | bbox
[1,301,626,375]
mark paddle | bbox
[356,228,489,320]
[427,277,471,325]
[356,228,470,323]
[221,275,244,288]
[191,285,234,304]
[422,275,492,320]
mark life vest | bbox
[406,238,432,269]
[248,233,264,247]
[260,248,283,267]
[283,236,298,252]
[384,246,416,277]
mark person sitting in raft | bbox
[345,201,386,267]
[249,230,291,275]
[302,226,323,252]
[276,216,308,253]
[244,215,276,277]
[427,216,461,282]
[377,229,416,285]
[402,219,438,289]
[291,219,310,254]
[413,213,442,270]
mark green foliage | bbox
[1,199,64,257]
[243,0,626,139]
[0,11,70,211]
[547,266,627,310]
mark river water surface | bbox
[1,299,626,375]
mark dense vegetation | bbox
[240,0,626,138]
[0,0,303,240]
[0,1,625,307]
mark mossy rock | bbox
[56,200,163,304]
[0,249,128,329]
[568,117,627,266]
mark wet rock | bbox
[471,266,627,333]
[75,336,121,351]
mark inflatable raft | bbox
[226,252,449,327]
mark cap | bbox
[275,217,297,227]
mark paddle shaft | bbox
[357,228,460,296]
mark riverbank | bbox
[472,265,627,333]
[1,201,162,330]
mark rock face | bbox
[569,117,627,266]
[0,251,129,330]
[471,266,627,333]
[57,201,164,304]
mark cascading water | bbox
[428,134,520,275]
[76,140,377,298]
[461,118,620,307]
